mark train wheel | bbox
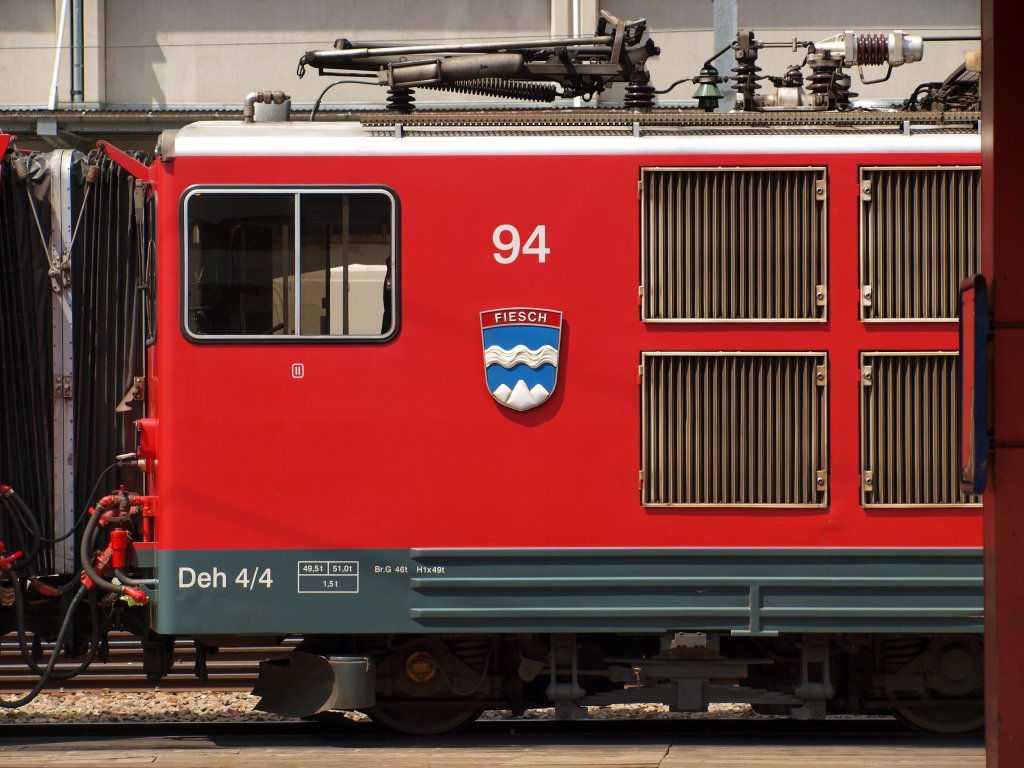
[884,636,984,733]
[365,637,494,734]
[891,698,984,734]
[367,702,482,735]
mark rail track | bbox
[0,633,295,692]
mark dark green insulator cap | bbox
[692,65,723,111]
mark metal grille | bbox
[642,353,828,507]
[860,166,981,321]
[359,109,980,128]
[860,353,981,507]
[641,167,828,322]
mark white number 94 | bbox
[493,224,550,264]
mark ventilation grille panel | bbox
[860,352,981,507]
[642,353,828,507]
[860,166,981,321]
[641,167,828,322]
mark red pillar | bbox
[982,1,1024,764]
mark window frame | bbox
[179,184,400,345]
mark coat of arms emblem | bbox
[480,308,562,411]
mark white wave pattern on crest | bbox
[484,344,558,369]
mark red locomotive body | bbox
[136,121,982,731]
[152,131,980,554]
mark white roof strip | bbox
[168,121,981,158]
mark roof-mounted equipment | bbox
[722,28,924,111]
[297,11,660,113]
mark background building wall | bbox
[0,1,73,107]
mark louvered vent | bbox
[642,353,828,507]
[860,166,981,321]
[860,353,981,507]
[641,167,828,322]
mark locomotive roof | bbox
[162,115,980,159]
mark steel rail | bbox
[0,633,296,692]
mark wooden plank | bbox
[0,741,985,768]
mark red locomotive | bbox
[0,13,983,734]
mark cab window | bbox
[184,188,396,340]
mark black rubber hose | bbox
[0,495,28,563]
[4,490,41,570]
[0,584,88,708]
[0,464,125,594]
[57,574,82,595]
[907,81,941,111]
[310,78,377,121]
[11,572,100,681]
[41,461,120,544]
[0,496,34,576]
[51,464,132,596]
[79,503,106,589]
[79,497,135,597]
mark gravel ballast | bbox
[0,691,757,724]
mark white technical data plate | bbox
[297,560,359,594]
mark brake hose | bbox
[0,471,144,697]
[79,493,147,603]
[0,490,40,570]
[0,584,88,708]
[41,461,121,544]
[11,573,101,681]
